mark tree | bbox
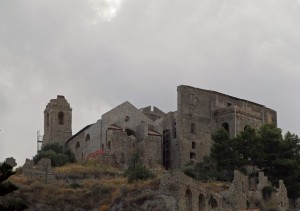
[33,142,75,167]
[235,126,263,172]
[0,161,27,210]
[211,128,243,172]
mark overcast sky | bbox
[0,0,299,165]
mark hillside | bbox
[3,161,175,211]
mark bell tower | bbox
[42,95,72,146]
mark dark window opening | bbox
[58,112,64,125]
[125,129,135,137]
[190,152,196,160]
[85,134,90,142]
[227,102,232,107]
[75,141,80,149]
[173,121,177,139]
[125,115,129,122]
[222,122,229,133]
[192,142,196,149]
[191,123,195,134]
[108,141,111,149]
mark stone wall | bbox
[160,170,289,211]
[177,85,277,166]
[160,171,224,211]
[42,95,72,146]
[22,158,55,183]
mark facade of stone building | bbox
[42,85,277,169]
[42,95,72,146]
[175,85,277,167]
[65,101,163,167]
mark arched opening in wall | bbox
[108,141,111,149]
[222,122,229,133]
[46,113,49,127]
[85,134,90,142]
[75,141,80,149]
[208,196,218,209]
[125,129,135,137]
[185,189,192,211]
[198,194,205,211]
[58,112,64,125]
[244,125,250,131]
[190,152,196,160]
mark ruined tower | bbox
[42,95,72,147]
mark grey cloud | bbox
[0,0,299,163]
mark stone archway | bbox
[198,194,205,211]
[185,189,192,211]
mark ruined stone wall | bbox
[222,171,289,211]
[160,171,223,211]
[22,158,55,183]
[160,170,289,211]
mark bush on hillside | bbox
[33,142,75,167]
[124,154,155,183]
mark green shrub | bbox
[33,143,75,167]
[124,154,155,183]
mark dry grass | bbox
[201,181,230,192]
[7,160,162,210]
[54,160,122,175]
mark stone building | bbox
[42,85,276,169]
[42,95,72,146]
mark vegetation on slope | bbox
[33,142,75,167]
[6,158,162,210]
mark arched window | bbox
[208,196,218,209]
[185,189,192,211]
[222,122,229,133]
[75,141,80,149]
[58,112,64,125]
[85,134,90,142]
[199,194,205,211]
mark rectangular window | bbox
[190,152,196,160]
[192,142,196,149]
[191,123,195,134]
[189,94,196,105]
